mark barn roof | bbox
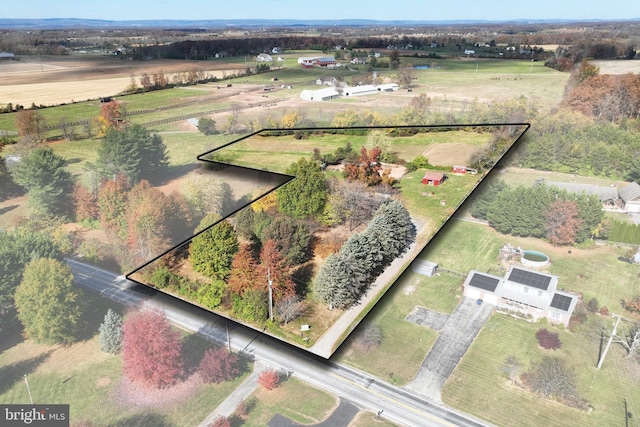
[619,182,640,202]
[422,171,445,181]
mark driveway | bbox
[268,398,359,427]
[406,297,494,402]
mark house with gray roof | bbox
[619,182,640,213]
[545,181,618,207]
[463,265,578,327]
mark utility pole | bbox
[24,374,33,404]
[267,267,273,322]
[597,314,621,369]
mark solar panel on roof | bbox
[550,293,573,311]
[468,273,499,292]
[507,267,552,290]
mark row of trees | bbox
[471,180,604,245]
[314,199,415,309]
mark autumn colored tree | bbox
[72,183,99,222]
[535,328,562,350]
[258,369,281,390]
[180,175,232,220]
[343,146,383,186]
[330,109,359,128]
[125,180,172,263]
[97,174,130,238]
[15,108,46,150]
[208,416,231,427]
[14,258,84,345]
[190,216,239,281]
[198,347,240,384]
[98,100,122,136]
[544,199,582,245]
[227,244,260,296]
[258,239,296,302]
[280,110,302,128]
[122,308,183,388]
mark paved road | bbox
[67,258,494,427]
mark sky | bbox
[4,0,640,22]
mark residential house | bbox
[462,266,578,327]
[619,181,640,213]
[256,53,273,62]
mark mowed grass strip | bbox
[240,377,337,426]
[442,313,640,427]
[0,331,250,426]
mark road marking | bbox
[329,373,457,427]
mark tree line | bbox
[471,180,605,245]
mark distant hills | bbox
[1,17,638,30]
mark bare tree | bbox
[611,322,640,359]
[500,355,521,383]
[58,118,74,141]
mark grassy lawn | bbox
[419,219,640,315]
[398,169,482,225]
[442,313,640,427]
[335,269,463,385]
[238,377,337,426]
[349,411,398,427]
[0,297,252,427]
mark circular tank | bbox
[520,250,550,268]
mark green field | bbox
[239,377,337,426]
[442,314,640,427]
[0,298,252,426]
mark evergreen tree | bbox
[277,158,327,219]
[262,216,312,266]
[14,258,84,345]
[96,124,168,184]
[190,216,239,281]
[11,147,74,218]
[470,179,508,220]
[314,253,356,309]
[99,308,123,354]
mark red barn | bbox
[422,171,446,186]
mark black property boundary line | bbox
[125,122,530,344]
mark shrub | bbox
[198,347,240,384]
[207,416,231,427]
[586,297,599,313]
[536,328,562,350]
[258,368,280,390]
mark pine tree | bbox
[99,308,123,354]
[314,253,356,309]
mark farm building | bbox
[343,85,379,97]
[0,52,15,60]
[452,165,478,175]
[256,53,273,62]
[421,171,446,186]
[462,266,578,327]
[315,57,337,67]
[300,88,340,102]
[378,83,399,92]
[411,259,438,277]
